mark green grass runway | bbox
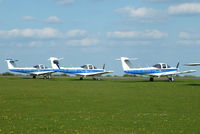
[0,77,200,134]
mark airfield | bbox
[0,76,200,134]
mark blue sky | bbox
[0,0,200,76]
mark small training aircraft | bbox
[6,58,55,79]
[117,57,196,82]
[49,57,113,80]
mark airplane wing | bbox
[149,70,196,77]
[30,71,55,75]
[185,63,200,66]
[76,71,113,77]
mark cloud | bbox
[66,29,87,38]
[107,30,168,39]
[57,0,75,5]
[66,38,99,46]
[117,6,157,18]
[116,6,164,23]
[44,16,61,23]
[22,16,36,21]
[168,3,200,15]
[177,31,200,45]
[179,31,200,39]
[0,28,61,39]
[0,28,90,39]
[177,40,200,45]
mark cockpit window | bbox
[33,65,47,69]
[153,64,161,69]
[162,64,167,69]
[89,65,93,69]
[81,65,88,69]
[33,65,39,69]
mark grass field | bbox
[0,77,200,134]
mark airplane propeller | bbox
[103,64,105,70]
[176,62,180,69]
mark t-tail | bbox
[48,57,63,69]
[6,58,18,69]
[116,57,137,71]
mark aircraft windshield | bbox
[81,65,88,69]
[33,65,47,69]
[167,64,171,68]
[153,64,161,69]
[162,64,167,69]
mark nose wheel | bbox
[149,77,154,82]
[168,77,174,82]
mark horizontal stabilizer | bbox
[185,63,200,66]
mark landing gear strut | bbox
[168,77,174,82]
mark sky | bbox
[0,0,200,76]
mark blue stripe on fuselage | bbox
[57,69,104,74]
[124,69,177,75]
[9,69,54,73]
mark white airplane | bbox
[117,57,196,82]
[6,58,55,79]
[49,57,113,80]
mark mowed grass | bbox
[0,77,200,134]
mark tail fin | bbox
[116,57,137,71]
[48,57,63,69]
[6,58,18,69]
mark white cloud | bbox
[66,38,99,46]
[107,30,168,39]
[0,28,90,39]
[66,29,87,37]
[108,40,151,46]
[177,40,200,45]
[57,0,75,5]
[0,28,61,39]
[177,31,200,46]
[179,31,200,39]
[117,6,157,18]
[22,16,35,21]
[116,6,164,23]
[168,3,200,15]
[44,16,61,23]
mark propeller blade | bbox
[176,62,180,69]
[103,64,105,70]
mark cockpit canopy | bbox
[80,64,97,69]
[153,63,171,69]
[33,64,47,69]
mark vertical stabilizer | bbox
[117,57,137,71]
[48,57,63,69]
[6,59,17,69]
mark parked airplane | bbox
[6,58,55,79]
[49,57,113,80]
[117,57,196,82]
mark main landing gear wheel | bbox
[33,76,36,79]
[168,77,174,82]
[149,77,154,82]
[80,77,83,80]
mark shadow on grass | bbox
[185,84,200,86]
